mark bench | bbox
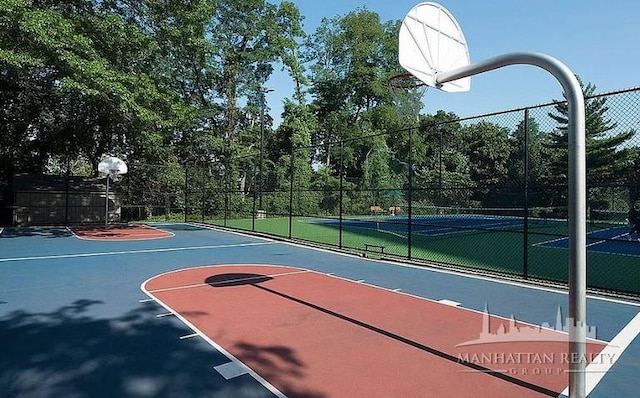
[370,205,385,215]
[365,244,385,254]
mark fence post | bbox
[288,149,295,239]
[200,161,205,223]
[339,141,344,249]
[64,171,70,225]
[523,108,530,279]
[184,163,188,223]
[223,165,228,227]
[252,172,257,232]
[407,128,413,260]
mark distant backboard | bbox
[398,2,470,92]
[98,156,128,176]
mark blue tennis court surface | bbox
[1,223,640,397]
[316,215,640,257]
[538,226,640,256]
[316,214,548,236]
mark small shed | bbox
[11,174,120,226]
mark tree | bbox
[462,121,512,185]
[546,80,636,208]
[415,111,472,206]
[361,134,394,206]
[304,9,400,169]
[505,115,559,207]
[271,100,317,214]
[0,0,189,179]
[207,0,303,146]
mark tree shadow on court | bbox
[232,342,326,398]
[0,227,73,239]
[155,224,209,232]
[205,273,273,287]
[0,298,323,398]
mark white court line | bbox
[539,226,628,249]
[0,242,274,263]
[180,333,199,340]
[147,270,311,294]
[560,311,640,397]
[214,361,250,380]
[138,298,155,303]
[532,235,568,247]
[140,272,288,398]
[142,261,639,398]
[68,224,176,241]
[586,232,629,248]
[155,313,173,318]
[438,299,461,307]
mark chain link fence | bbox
[3,87,639,297]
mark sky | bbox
[266,0,640,126]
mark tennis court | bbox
[317,212,640,256]
[2,223,639,397]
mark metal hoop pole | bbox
[437,52,587,398]
[105,174,109,226]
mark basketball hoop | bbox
[395,3,588,394]
[98,156,128,225]
[388,72,429,126]
[108,169,123,182]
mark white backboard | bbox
[98,156,128,175]
[399,2,471,92]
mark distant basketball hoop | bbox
[388,72,429,126]
[106,169,122,182]
[98,156,127,225]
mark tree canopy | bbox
[1,1,638,220]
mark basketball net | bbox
[388,73,428,127]
[108,169,123,182]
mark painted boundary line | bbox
[534,235,640,258]
[67,224,176,241]
[560,311,640,397]
[143,264,638,397]
[139,298,155,303]
[317,268,611,346]
[147,269,311,294]
[148,263,609,345]
[586,232,629,248]
[140,275,288,398]
[0,242,274,263]
[534,226,628,248]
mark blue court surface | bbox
[315,214,541,236]
[1,223,639,397]
[538,226,640,256]
[319,215,640,257]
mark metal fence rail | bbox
[3,87,640,297]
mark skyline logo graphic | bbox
[456,303,597,347]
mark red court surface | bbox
[70,224,174,241]
[143,265,608,398]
